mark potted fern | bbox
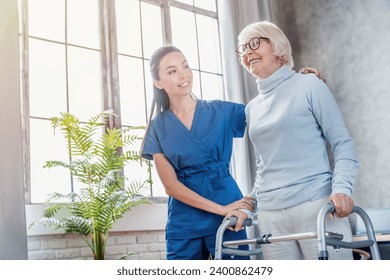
[31,111,151,260]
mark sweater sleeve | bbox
[308,77,359,197]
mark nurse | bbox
[140,45,254,260]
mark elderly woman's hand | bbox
[299,67,326,83]
[224,209,249,232]
[329,193,354,218]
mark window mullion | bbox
[161,0,172,45]
[99,0,121,129]
[20,0,31,202]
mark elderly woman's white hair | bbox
[238,21,294,69]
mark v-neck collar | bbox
[168,99,199,133]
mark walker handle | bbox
[227,216,253,227]
[317,202,381,260]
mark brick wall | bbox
[27,230,166,260]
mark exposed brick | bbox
[127,244,148,253]
[136,235,156,244]
[105,237,116,246]
[28,251,56,260]
[68,238,88,248]
[27,230,166,260]
[148,242,166,252]
[79,248,94,259]
[159,251,167,259]
[105,245,128,256]
[28,235,53,241]
[115,235,137,245]
[157,233,166,243]
[27,240,41,251]
[41,239,67,250]
[56,249,81,259]
[122,254,139,260]
[138,252,161,260]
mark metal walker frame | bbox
[215,202,381,260]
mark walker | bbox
[214,202,381,260]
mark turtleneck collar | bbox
[256,66,295,95]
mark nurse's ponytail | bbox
[140,45,183,162]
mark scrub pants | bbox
[258,197,353,260]
[166,229,249,260]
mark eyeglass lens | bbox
[237,37,261,55]
[249,38,260,49]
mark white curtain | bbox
[217,0,272,195]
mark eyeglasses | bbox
[236,37,269,57]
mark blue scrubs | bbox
[142,99,248,259]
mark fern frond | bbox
[31,217,65,230]
[63,216,93,235]
[43,160,70,169]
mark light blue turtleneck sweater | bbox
[246,66,359,210]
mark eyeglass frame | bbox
[236,37,270,57]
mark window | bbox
[20,0,223,203]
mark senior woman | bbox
[226,21,359,260]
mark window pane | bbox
[118,55,146,126]
[17,0,22,34]
[192,70,201,98]
[67,0,100,49]
[30,118,71,203]
[200,72,223,101]
[67,46,102,121]
[197,14,221,73]
[194,0,216,12]
[174,0,193,5]
[144,60,154,120]
[141,60,165,197]
[28,0,65,42]
[141,2,163,59]
[116,0,142,56]
[123,127,150,195]
[170,7,199,69]
[29,38,67,118]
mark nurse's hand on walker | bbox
[219,196,256,216]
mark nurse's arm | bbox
[153,153,253,216]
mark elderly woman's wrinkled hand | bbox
[224,209,249,232]
[329,193,354,218]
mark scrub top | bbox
[142,99,246,239]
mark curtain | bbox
[217,0,272,195]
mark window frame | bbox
[20,0,222,207]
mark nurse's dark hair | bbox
[140,45,183,161]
